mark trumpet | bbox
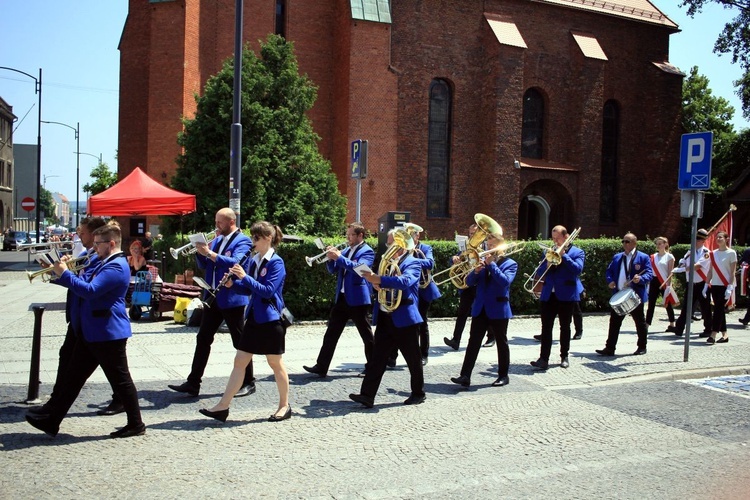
[377,228,415,313]
[26,254,91,283]
[305,239,348,266]
[17,241,74,254]
[523,227,581,297]
[170,230,218,259]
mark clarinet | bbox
[203,247,255,307]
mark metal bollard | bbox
[26,306,44,403]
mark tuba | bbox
[433,213,503,289]
[402,222,431,288]
[523,227,581,297]
[377,228,415,313]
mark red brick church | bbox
[118,0,685,241]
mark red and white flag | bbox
[704,208,733,251]
[663,286,680,307]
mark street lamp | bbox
[0,66,42,242]
[42,120,79,227]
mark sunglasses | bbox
[621,239,634,244]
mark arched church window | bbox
[599,100,619,223]
[427,79,452,217]
[521,89,544,159]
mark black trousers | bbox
[450,286,477,343]
[390,299,432,362]
[646,279,675,325]
[675,281,712,335]
[573,301,583,335]
[188,302,254,387]
[710,285,728,332]
[315,293,373,371]
[47,337,142,426]
[360,313,424,400]
[460,311,509,379]
[605,302,648,351]
[49,323,78,400]
[539,293,574,362]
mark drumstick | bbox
[622,269,646,289]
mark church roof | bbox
[531,0,678,29]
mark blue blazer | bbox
[605,250,653,303]
[57,253,132,343]
[326,243,374,306]
[196,231,252,309]
[414,242,442,302]
[55,248,99,324]
[232,252,287,324]
[538,245,585,302]
[466,257,517,319]
[372,254,423,328]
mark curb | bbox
[546,365,750,390]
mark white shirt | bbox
[651,252,674,283]
[709,248,737,286]
[618,249,636,290]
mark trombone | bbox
[169,230,218,259]
[433,240,525,288]
[26,254,91,283]
[523,227,581,297]
[305,239,347,266]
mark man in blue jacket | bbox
[596,233,653,356]
[531,225,585,370]
[350,229,425,408]
[168,208,255,397]
[26,222,145,438]
[304,223,375,377]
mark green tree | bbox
[680,1,750,119]
[83,161,118,197]
[38,186,56,223]
[170,34,347,235]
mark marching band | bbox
[20,209,746,437]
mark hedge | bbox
[152,235,746,320]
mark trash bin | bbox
[377,211,410,257]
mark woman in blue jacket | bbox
[200,221,290,423]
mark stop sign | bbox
[21,197,36,212]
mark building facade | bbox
[118,0,685,241]
[0,97,15,232]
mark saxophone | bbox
[377,228,414,313]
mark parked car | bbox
[27,231,49,244]
[2,231,29,251]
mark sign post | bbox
[678,131,713,362]
[351,140,368,222]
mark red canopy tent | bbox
[87,166,196,216]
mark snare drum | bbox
[609,287,641,316]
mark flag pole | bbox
[706,204,737,234]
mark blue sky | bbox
[1,1,747,206]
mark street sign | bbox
[678,131,713,190]
[351,139,368,179]
[21,197,36,212]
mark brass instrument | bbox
[433,213,504,289]
[377,228,415,313]
[26,254,91,283]
[169,230,218,259]
[16,241,74,254]
[305,240,348,266]
[435,241,526,288]
[402,222,431,289]
[523,227,581,297]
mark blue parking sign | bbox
[678,132,713,190]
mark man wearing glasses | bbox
[168,208,255,397]
[596,233,653,356]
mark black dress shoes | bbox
[386,357,397,368]
[27,404,51,417]
[533,334,542,341]
[97,400,125,416]
[632,348,647,355]
[698,331,711,338]
[25,414,59,437]
[110,422,146,438]
[492,376,510,387]
[444,337,459,350]
[349,393,374,408]
[421,357,428,366]
[595,348,615,356]
[482,338,496,348]
[572,332,582,340]
[303,364,327,377]
[530,359,549,370]
[168,381,200,396]
[199,408,229,422]
[450,375,471,387]
[234,384,256,397]
[665,325,677,333]
[268,405,292,422]
[560,357,570,368]
[404,394,426,405]
[739,318,749,326]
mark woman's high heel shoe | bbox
[268,405,292,422]
[199,408,229,422]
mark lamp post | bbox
[42,120,79,227]
[0,66,42,242]
[78,152,101,218]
